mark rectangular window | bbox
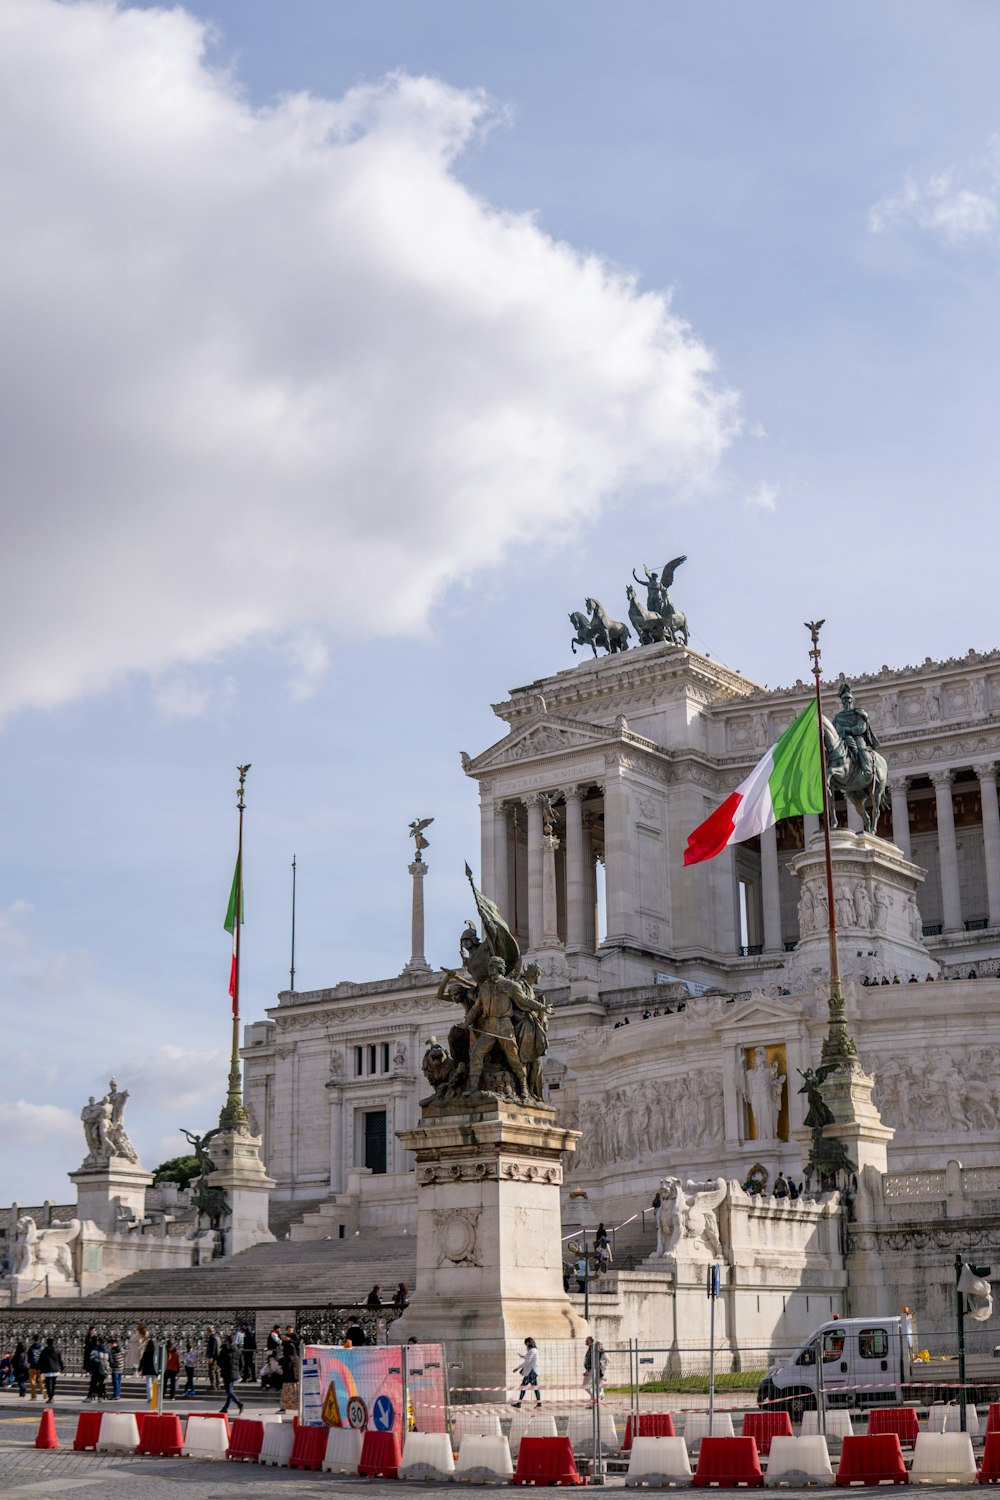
[382,1042,390,1073]
[368,1044,376,1075]
[354,1046,363,1077]
[858,1327,889,1361]
[364,1110,387,1175]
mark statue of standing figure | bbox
[739,1047,785,1142]
[80,1079,139,1167]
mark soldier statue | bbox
[833,680,880,781]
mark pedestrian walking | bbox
[38,1338,63,1403]
[393,1282,410,1311]
[138,1334,158,1402]
[108,1340,122,1401]
[512,1337,541,1407]
[181,1342,197,1397]
[365,1285,382,1308]
[26,1334,43,1401]
[205,1326,220,1391]
[11,1342,28,1398]
[240,1323,257,1382]
[218,1336,243,1415]
[88,1340,109,1402]
[583,1336,607,1392]
[82,1327,98,1377]
[164,1341,179,1400]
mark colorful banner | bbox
[302,1343,446,1434]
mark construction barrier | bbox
[72,1411,103,1452]
[624,1413,677,1451]
[742,1413,794,1457]
[835,1433,909,1487]
[625,1435,694,1488]
[454,1432,515,1483]
[289,1423,328,1471]
[509,1410,559,1455]
[401,1430,458,1480]
[323,1425,365,1474]
[453,1407,505,1449]
[764,1435,834,1488]
[866,1410,919,1451]
[227,1417,265,1462]
[358,1429,403,1479]
[259,1420,296,1467]
[137,1412,184,1457]
[979,1432,1000,1483]
[928,1404,980,1437]
[514,1435,583,1486]
[802,1411,855,1444]
[35,1409,58,1450]
[97,1412,140,1454]
[182,1414,230,1458]
[566,1408,620,1454]
[988,1406,1000,1436]
[693,1435,764,1488]
[909,1431,977,1485]
[685,1412,736,1450]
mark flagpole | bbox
[221,764,251,1132]
[805,622,858,1071]
[290,854,297,994]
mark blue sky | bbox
[2,0,999,1202]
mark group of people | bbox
[0,1336,64,1401]
[612,1003,686,1030]
[258,1324,302,1412]
[511,1335,608,1408]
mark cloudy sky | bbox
[2,0,999,1203]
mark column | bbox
[582,811,598,950]
[602,760,637,945]
[524,795,544,950]
[760,823,783,952]
[403,860,431,974]
[934,769,963,933]
[541,833,562,947]
[479,791,497,900]
[888,777,911,860]
[494,802,513,924]
[803,813,821,845]
[976,762,1000,929]
[563,787,587,951]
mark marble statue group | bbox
[423,869,550,1106]
[80,1078,138,1166]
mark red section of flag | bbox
[683,791,743,867]
[229,954,237,1013]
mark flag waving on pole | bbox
[684,704,824,866]
[224,857,242,1011]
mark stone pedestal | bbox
[787,830,939,989]
[818,1063,894,1176]
[206,1129,276,1255]
[68,1158,153,1236]
[395,1100,586,1370]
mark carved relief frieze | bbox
[570,1070,724,1172]
[432,1207,482,1267]
[871,1048,1000,1136]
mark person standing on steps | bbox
[218,1335,244,1415]
[512,1338,541,1408]
[181,1342,197,1397]
[138,1334,157,1403]
[205,1325,221,1391]
[38,1338,63,1403]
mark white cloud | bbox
[0,900,34,958]
[870,138,1000,245]
[0,0,739,721]
[152,670,235,720]
[744,481,778,514]
[118,1043,230,1112]
[0,1099,79,1144]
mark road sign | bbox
[347,1395,368,1430]
[372,1395,395,1432]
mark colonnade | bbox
[488,785,604,953]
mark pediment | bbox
[467,714,614,774]
[714,991,801,1031]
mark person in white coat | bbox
[512,1337,541,1407]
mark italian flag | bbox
[683,704,824,866]
[224,857,242,1012]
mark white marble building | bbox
[242,641,1000,1239]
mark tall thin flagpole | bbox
[290,854,297,993]
[805,623,858,1071]
[222,764,251,1131]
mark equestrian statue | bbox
[822,680,888,835]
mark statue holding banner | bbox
[424,865,551,1108]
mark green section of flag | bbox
[768,704,825,821]
[224,858,243,933]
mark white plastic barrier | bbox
[322,1425,365,1473]
[454,1433,515,1482]
[97,1412,139,1454]
[401,1430,457,1480]
[683,1410,734,1448]
[928,1404,980,1437]
[909,1431,978,1485]
[508,1409,557,1455]
[453,1407,503,1450]
[764,1434,834,1487]
[181,1415,230,1458]
[258,1420,296,1467]
[801,1409,854,1442]
[625,1435,693,1488]
[566,1408,620,1453]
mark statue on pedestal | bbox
[653,1177,726,1261]
[179,1127,230,1229]
[738,1047,785,1142]
[823,682,889,834]
[11,1215,80,1285]
[79,1078,139,1167]
[423,866,551,1108]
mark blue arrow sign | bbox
[372,1395,395,1432]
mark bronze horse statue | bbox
[823,716,888,834]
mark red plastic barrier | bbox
[867,1408,919,1450]
[226,1417,265,1462]
[693,1435,764,1488]
[836,1433,909,1486]
[514,1436,583,1486]
[289,1424,328,1471]
[623,1412,677,1451]
[979,1431,1000,1483]
[137,1412,184,1457]
[741,1411,793,1457]
[989,1406,1000,1436]
[358,1429,403,1479]
[35,1409,58,1450]
[73,1412,103,1452]
[134,1411,150,1437]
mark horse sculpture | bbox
[822,715,888,834]
[630,557,689,645]
[626,584,668,645]
[584,597,630,654]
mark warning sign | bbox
[347,1394,369,1430]
[321,1380,342,1427]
